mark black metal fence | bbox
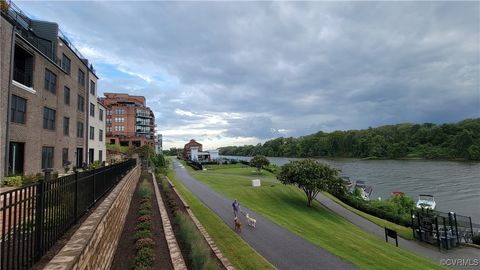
[0,159,136,270]
[411,208,477,250]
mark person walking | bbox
[232,199,241,217]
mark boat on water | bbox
[342,176,354,190]
[354,180,373,200]
[416,194,436,210]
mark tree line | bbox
[218,118,480,160]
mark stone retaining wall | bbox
[43,165,140,270]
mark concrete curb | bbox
[151,172,188,270]
[166,175,235,270]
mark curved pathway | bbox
[316,193,480,269]
[171,159,356,270]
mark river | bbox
[221,156,480,224]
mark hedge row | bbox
[338,194,412,227]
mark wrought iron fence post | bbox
[74,171,79,222]
[469,217,474,243]
[35,169,51,260]
[92,167,96,203]
[453,213,459,247]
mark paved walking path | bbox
[316,193,480,269]
[171,159,357,270]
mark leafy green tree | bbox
[250,155,270,172]
[277,159,339,207]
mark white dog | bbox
[245,213,257,228]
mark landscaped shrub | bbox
[139,202,152,211]
[134,247,155,269]
[138,215,152,223]
[134,229,153,240]
[174,212,220,270]
[3,176,22,187]
[135,238,155,250]
[135,221,152,231]
[472,233,480,245]
[339,194,412,227]
[138,209,151,216]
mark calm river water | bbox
[221,156,480,224]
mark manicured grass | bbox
[166,170,275,270]
[322,192,414,240]
[189,165,445,270]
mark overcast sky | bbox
[17,1,480,149]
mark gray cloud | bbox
[17,1,480,148]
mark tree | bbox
[250,155,270,172]
[277,159,339,207]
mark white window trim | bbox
[12,80,36,94]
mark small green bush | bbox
[138,209,152,216]
[3,176,22,187]
[135,221,152,231]
[134,247,154,269]
[135,238,155,250]
[139,202,152,211]
[134,229,152,240]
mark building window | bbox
[44,69,57,93]
[90,80,95,95]
[43,107,56,130]
[115,126,124,131]
[115,117,124,123]
[10,95,26,124]
[62,148,69,166]
[63,117,70,136]
[99,129,103,141]
[90,103,95,117]
[106,110,112,116]
[77,122,84,138]
[13,45,33,87]
[78,69,85,86]
[42,146,54,169]
[77,95,85,112]
[61,54,71,74]
[90,126,94,140]
[106,118,112,125]
[107,126,112,132]
[115,108,125,115]
[64,86,70,105]
[99,108,104,121]
[99,150,103,162]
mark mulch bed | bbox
[111,171,173,270]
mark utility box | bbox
[251,179,261,187]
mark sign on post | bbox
[385,227,398,247]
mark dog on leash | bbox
[234,217,242,233]
[245,213,257,228]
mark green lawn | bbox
[165,169,275,270]
[321,192,414,240]
[186,164,444,270]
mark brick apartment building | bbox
[100,93,156,148]
[0,2,105,177]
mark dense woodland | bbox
[218,119,480,160]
